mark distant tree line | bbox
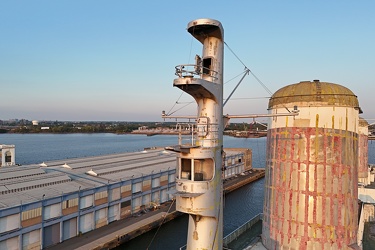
[0,120,270,134]
[4,119,375,134]
[1,121,177,134]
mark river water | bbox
[1,133,375,249]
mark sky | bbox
[1,1,374,122]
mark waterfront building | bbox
[0,147,251,249]
[0,144,15,168]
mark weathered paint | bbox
[263,80,360,249]
[268,81,360,110]
[173,19,224,249]
[358,118,369,179]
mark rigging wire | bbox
[146,198,176,250]
[224,41,273,96]
[224,41,247,69]
[224,41,295,113]
[176,97,269,105]
[165,27,196,117]
[187,28,195,64]
[227,97,270,100]
[165,92,184,116]
[248,70,273,96]
[224,69,248,85]
[166,40,278,115]
[167,101,194,116]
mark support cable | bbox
[224,41,295,113]
[167,101,194,116]
[165,27,196,117]
[223,68,250,107]
[165,92,184,116]
[224,70,249,85]
[146,198,176,250]
[224,41,273,96]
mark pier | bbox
[46,169,265,250]
[0,146,262,249]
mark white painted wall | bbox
[0,213,20,234]
[62,218,77,241]
[44,203,61,220]
[95,208,108,228]
[79,195,93,209]
[79,212,94,233]
[0,236,19,250]
[22,229,40,250]
[110,188,120,201]
[108,204,120,223]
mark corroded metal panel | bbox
[263,127,358,249]
[268,81,360,110]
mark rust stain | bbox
[263,126,358,249]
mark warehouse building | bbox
[0,147,251,249]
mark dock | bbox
[0,148,262,250]
[224,169,265,194]
[46,201,181,250]
[46,169,265,250]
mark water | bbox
[0,133,267,167]
[0,133,184,165]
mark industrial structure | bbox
[0,147,252,249]
[263,80,362,249]
[0,144,15,168]
[163,18,225,249]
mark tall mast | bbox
[168,18,224,249]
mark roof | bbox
[0,147,249,209]
[268,80,361,112]
[359,117,369,127]
[0,149,177,209]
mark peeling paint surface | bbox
[358,119,369,179]
[262,127,358,249]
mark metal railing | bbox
[175,64,219,80]
[223,213,263,246]
[179,213,263,250]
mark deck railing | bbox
[179,213,263,250]
[223,213,263,246]
[175,64,219,80]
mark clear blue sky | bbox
[1,1,374,122]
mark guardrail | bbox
[223,213,263,246]
[175,64,219,80]
[179,213,263,250]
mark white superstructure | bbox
[167,18,225,249]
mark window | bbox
[5,152,11,163]
[22,208,42,221]
[202,58,212,75]
[121,184,131,193]
[95,191,108,200]
[180,158,191,180]
[194,159,214,181]
[62,198,78,209]
[179,158,214,181]
[121,200,131,208]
